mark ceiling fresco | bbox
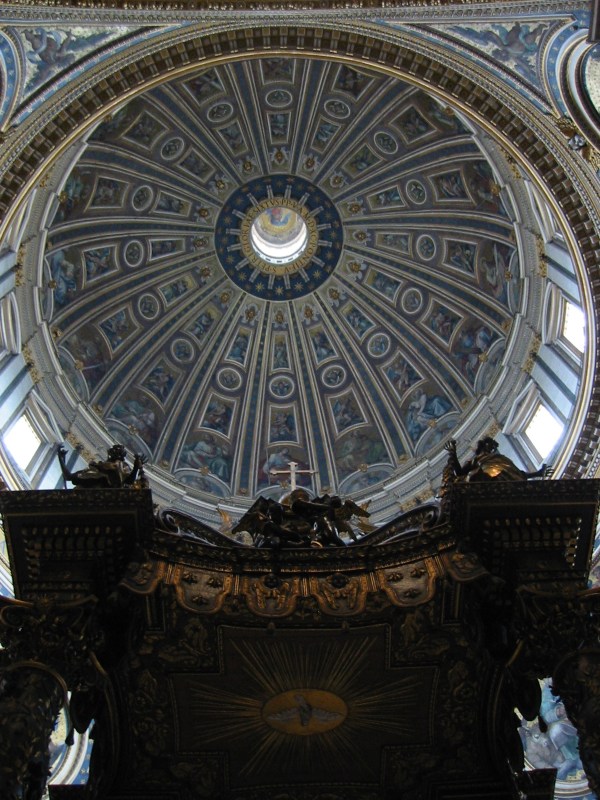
[0,8,597,799]
[42,56,526,508]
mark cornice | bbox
[0,0,585,23]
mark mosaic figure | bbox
[331,394,364,432]
[270,409,297,442]
[180,434,231,483]
[384,355,421,396]
[406,388,452,444]
[334,428,388,477]
[395,107,432,141]
[447,240,476,274]
[185,69,223,102]
[310,330,335,362]
[48,249,79,306]
[433,171,468,200]
[124,112,165,146]
[84,248,113,281]
[91,178,125,207]
[100,308,134,350]
[428,305,460,343]
[453,323,495,384]
[201,398,233,436]
[143,362,177,403]
[335,65,371,97]
[227,331,250,364]
[110,395,159,448]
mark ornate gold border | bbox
[239,197,318,275]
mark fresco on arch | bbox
[13,26,131,98]
[446,21,550,86]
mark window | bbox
[524,404,564,460]
[2,414,42,472]
[0,519,13,597]
[562,301,585,353]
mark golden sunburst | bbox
[173,625,436,790]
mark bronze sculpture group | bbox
[56,436,551,548]
[231,488,371,548]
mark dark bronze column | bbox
[553,642,600,797]
[0,596,104,800]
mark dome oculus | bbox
[249,203,310,266]
[241,197,317,274]
[215,177,343,300]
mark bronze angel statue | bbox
[231,488,371,548]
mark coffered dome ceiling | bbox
[42,56,542,515]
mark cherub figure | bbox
[232,489,370,548]
[315,494,372,543]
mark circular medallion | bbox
[323,365,346,387]
[417,235,436,260]
[368,333,391,357]
[374,131,398,154]
[324,99,351,119]
[407,180,426,204]
[269,375,294,398]
[215,177,343,300]
[266,89,293,107]
[124,240,144,267]
[207,102,233,122]
[171,338,194,363]
[217,368,242,391]
[262,689,347,735]
[402,288,424,314]
[138,293,160,319]
[132,185,153,212]
[161,137,185,160]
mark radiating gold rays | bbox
[177,626,436,785]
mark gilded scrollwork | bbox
[391,605,455,663]
[441,550,489,582]
[1,477,599,797]
[120,557,163,592]
[129,668,171,760]
[0,666,64,800]
[243,574,301,617]
[509,589,599,677]
[310,573,368,616]
[171,566,232,613]
[170,756,221,799]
